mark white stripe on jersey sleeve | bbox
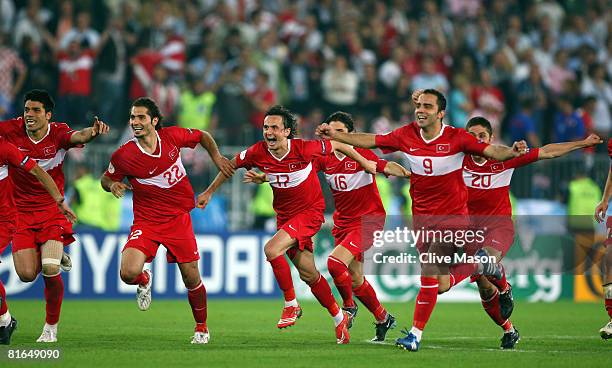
[268,162,313,188]
[324,171,373,191]
[36,149,67,171]
[0,165,7,180]
[463,168,515,189]
[403,151,464,176]
[135,157,187,188]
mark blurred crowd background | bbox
[0,0,611,231]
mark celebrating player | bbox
[101,97,234,344]
[594,139,612,340]
[245,111,410,341]
[0,138,76,344]
[0,89,108,342]
[317,89,527,351]
[458,117,602,348]
[198,105,378,344]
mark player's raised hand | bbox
[57,200,77,224]
[109,181,131,198]
[316,123,335,139]
[196,191,213,209]
[412,89,424,104]
[511,140,528,156]
[91,116,110,137]
[243,170,266,184]
[595,200,608,223]
[584,133,603,146]
[213,155,235,178]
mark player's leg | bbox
[327,246,357,320]
[291,249,350,344]
[348,259,396,341]
[36,240,64,343]
[0,239,18,345]
[12,248,40,283]
[476,275,519,349]
[263,229,301,328]
[177,261,209,344]
[120,248,152,311]
[600,244,612,339]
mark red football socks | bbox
[188,282,208,332]
[327,256,354,307]
[482,289,513,331]
[268,255,296,301]
[308,274,340,316]
[413,276,438,330]
[0,281,7,316]
[353,278,387,322]
[43,274,64,325]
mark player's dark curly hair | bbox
[421,88,447,112]
[265,105,297,138]
[24,89,55,112]
[322,111,355,132]
[466,116,493,136]
[132,97,164,130]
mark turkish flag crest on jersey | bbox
[43,146,56,156]
[491,163,505,172]
[436,143,450,153]
[289,162,306,171]
[345,161,357,170]
[169,146,179,160]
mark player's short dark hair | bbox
[132,97,164,130]
[466,116,493,136]
[24,89,55,112]
[322,111,355,132]
[265,105,297,138]
[421,88,447,112]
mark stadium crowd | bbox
[0,0,610,148]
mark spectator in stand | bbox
[553,96,586,143]
[59,10,100,50]
[411,56,449,94]
[321,54,359,114]
[448,75,473,128]
[509,99,541,148]
[581,63,612,136]
[0,33,27,119]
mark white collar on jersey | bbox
[134,131,162,158]
[470,155,488,166]
[27,123,52,144]
[419,123,447,144]
[268,139,291,161]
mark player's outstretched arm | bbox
[596,168,612,223]
[199,130,235,177]
[243,170,267,184]
[29,164,77,223]
[101,175,131,198]
[197,157,237,209]
[70,116,110,144]
[330,141,377,174]
[482,140,528,161]
[538,134,603,160]
[383,161,411,178]
[316,124,378,148]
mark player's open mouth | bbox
[132,127,144,132]
[266,137,277,146]
[416,114,428,122]
[25,118,36,126]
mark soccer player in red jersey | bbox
[594,138,612,340]
[245,111,410,341]
[317,89,528,351]
[101,97,234,344]
[0,89,108,342]
[198,105,377,344]
[459,116,602,348]
[0,138,76,344]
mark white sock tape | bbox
[41,258,61,266]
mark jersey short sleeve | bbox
[54,122,81,150]
[298,139,332,161]
[235,143,261,170]
[458,129,489,155]
[375,126,406,154]
[357,147,388,173]
[104,152,127,182]
[165,126,203,149]
[1,140,36,171]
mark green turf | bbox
[0,299,609,367]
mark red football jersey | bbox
[375,122,489,215]
[314,148,387,228]
[0,138,37,222]
[0,117,78,211]
[104,127,203,225]
[235,139,332,223]
[608,138,612,162]
[463,149,539,216]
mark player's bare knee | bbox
[41,263,60,277]
[264,241,280,260]
[437,280,450,294]
[120,268,140,284]
[16,268,38,282]
[349,271,364,288]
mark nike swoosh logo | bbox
[409,148,419,152]
[18,148,29,152]
[148,167,158,174]
[288,224,296,231]
[349,241,358,247]
[417,301,429,305]
[264,167,271,170]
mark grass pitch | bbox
[1,299,609,367]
